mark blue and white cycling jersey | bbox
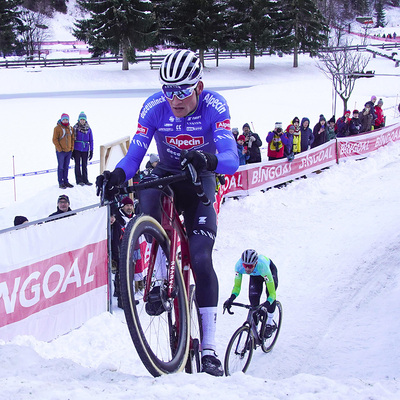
[116,89,239,181]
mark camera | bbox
[276,127,282,134]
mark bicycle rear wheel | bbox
[224,325,254,376]
[261,301,282,353]
[119,215,190,377]
[185,284,202,373]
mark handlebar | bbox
[99,164,210,206]
[224,302,265,315]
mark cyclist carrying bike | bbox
[96,49,239,376]
[224,249,279,338]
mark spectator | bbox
[266,122,289,161]
[360,103,374,133]
[48,194,72,218]
[374,99,385,129]
[242,123,262,163]
[237,135,250,165]
[349,110,362,135]
[73,111,93,186]
[326,116,336,141]
[231,127,239,140]
[311,115,327,148]
[14,216,28,226]
[53,113,75,189]
[300,117,314,151]
[288,117,302,154]
[115,196,135,231]
[365,96,378,121]
[142,153,160,177]
[336,110,351,137]
[110,203,123,309]
[284,125,295,161]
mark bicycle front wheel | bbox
[261,301,283,353]
[119,215,190,377]
[224,325,254,376]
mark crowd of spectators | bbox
[234,95,386,164]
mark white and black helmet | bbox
[241,249,258,265]
[159,49,203,86]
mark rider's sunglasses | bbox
[242,263,256,270]
[162,84,197,100]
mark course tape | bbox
[0,160,100,181]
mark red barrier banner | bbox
[337,124,400,159]
[217,122,400,201]
[0,207,108,341]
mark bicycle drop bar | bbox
[121,165,211,206]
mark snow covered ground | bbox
[0,4,400,399]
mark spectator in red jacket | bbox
[374,99,385,129]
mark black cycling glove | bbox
[95,168,126,201]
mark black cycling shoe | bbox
[264,324,276,338]
[145,286,165,316]
[201,349,224,377]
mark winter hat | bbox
[121,196,134,206]
[275,122,282,129]
[149,153,159,164]
[58,194,70,203]
[371,95,377,102]
[232,127,239,133]
[319,114,326,122]
[237,135,246,141]
[242,123,250,130]
[378,98,383,106]
[353,109,359,114]
[78,111,87,121]
[14,215,28,226]
[328,115,336,124]
[292,117,300,124]
[344,110,351,116]
[61,113,69,122]
[288,125,295,131]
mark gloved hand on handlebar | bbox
[180,150,218,173]
[223,294,237,312]
[95,168,126,201]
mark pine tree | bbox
[225,0,283,70]
[280,0,329,67]
[74,0,156,70]
[156,0,227,67]
[0,0,23,56]
[375,0,386,28]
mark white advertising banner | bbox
[0,206,108,342]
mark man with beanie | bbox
[349,110,362,135]
[14,216,28,226]
[48,194,73,219]
[73,111,94,186]
[53,113,75,189]
[116,196,135,229]
[242,122,262,163]
[311,114,327,148]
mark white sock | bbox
[199,306,217,352]
[266,312,274,325]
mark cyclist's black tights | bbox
[249,264,278,313]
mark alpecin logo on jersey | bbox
[166,134,204,150]
[136,123,148,136]
[216,119,231,131]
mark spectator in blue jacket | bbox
[311,114,327,148]
[73,111,94,186]
[349,110,362,135]
[300,117,314,152]
[237,135,250,165]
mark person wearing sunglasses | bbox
[224,249,279,338]
[96,49,239,376]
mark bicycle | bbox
[100,166,208,377]
[223,301,283,376]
